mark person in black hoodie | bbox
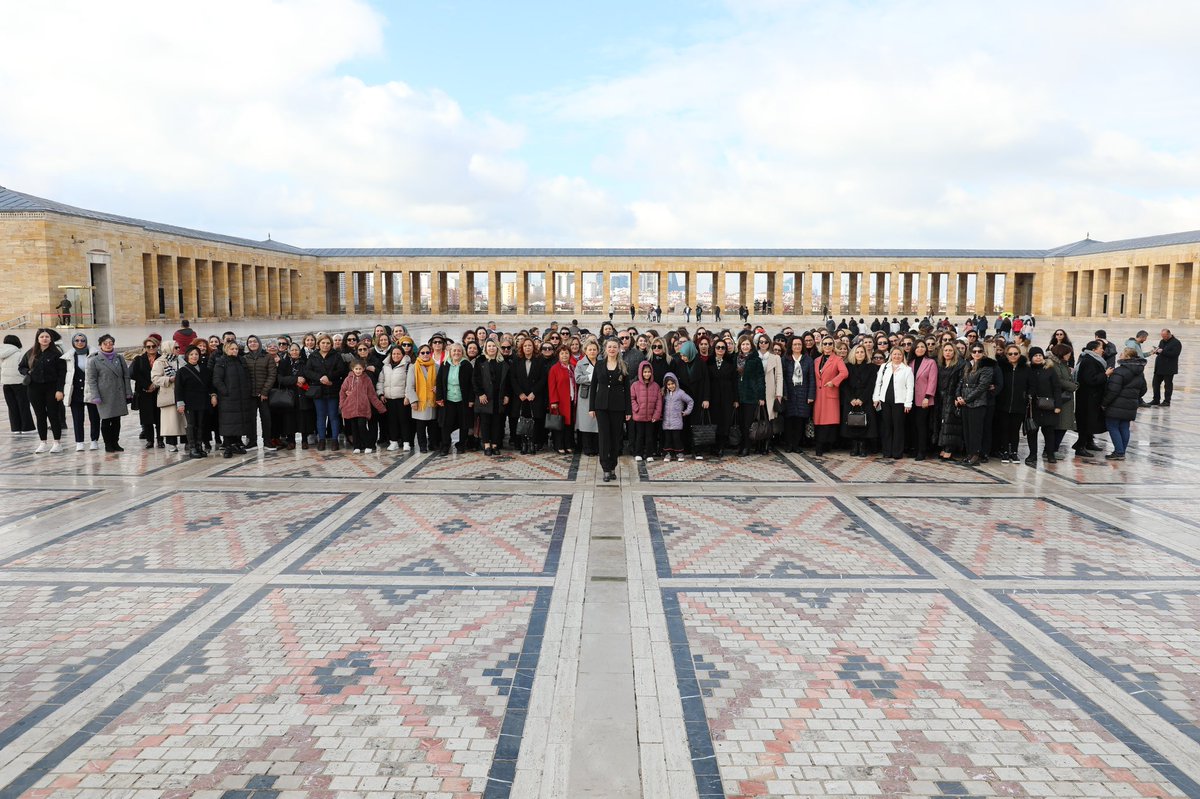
[993,344,1030,463]
[1025,347,1062,466]
[1073,339,1109,457]
[1102,347,1147,460]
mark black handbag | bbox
[749,406,771,443]
[690,410,717,448]
[1024,401,1039,436]
[544,413,565,432]
[515,402,535,438]
[846,410,868,428]
[268,387,297,410]
[727,424,742,448]
[1035,396,1055,411]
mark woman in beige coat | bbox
[756,334,784,422]
[151,339,188,451]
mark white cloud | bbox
[0,0,1197,248]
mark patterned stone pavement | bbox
[0,328,1198,798]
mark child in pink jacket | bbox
[629,361,662,462]
[339,360,387,454]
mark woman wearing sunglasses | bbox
[956,345,993,466]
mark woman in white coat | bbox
[573,339,600,456]
[151,339,187,451]
[0,334,36,433]
[873,347,914,460]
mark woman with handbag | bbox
[734,336,766,456]
[150,339,187,452]
[812,338,848,456]
[1025,347,1062,466]
[873,347,914,461]
[1048,344,1078,453]
[274,343,309,449]
[707,339,738,456]
[840,344,877,457]
[129,337,162,448]
[574,339,600,456]
[994,344,1031,463]
[781,336,816,453]
[671,341,709,460]
[511,338,547,455]
[590,338,631,482]
[756,335,784,452]
[435,343,473,456]
[84,334,132,453]
[547,345,576,454]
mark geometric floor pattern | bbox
[0,321,1198,798]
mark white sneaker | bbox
[352,448,362,454]
[387,442,399,451]
[634,455,643,462]
[49,442,62,454]
[695,455,704,461]
[402,443,411,452]
[75,442,85,452]
[34,441,48,454]
[645,456,654,462]
[167,445,178,452]
[364,448,374,454]
[89,441,99,450]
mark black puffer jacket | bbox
[1102,359,1147,421]
[212,355,256,436]
[994,357,1030,414]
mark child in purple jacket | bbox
[661,371,693,461]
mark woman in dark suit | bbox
[706,339,738,456]
[510,338,548,454]
[473,339,511,456]
[590,338,631,482]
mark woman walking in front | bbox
[591,338,631,482]
[20,329,67,453]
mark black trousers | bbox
[962,405,987,456]
[350,417,371,449]
[983,403,997,454]
[1027,424,1055,458]
[385,399,413,445]
[137,395,160,440]
[879,403,906,458]
[70,398,100,443]
[596,410,625,472]
[28,384,63,440]
[479,410,505,446]
[1153,373,1175,403]
[3,384,35,432]
[909,405,931,456]
[100,417,121,449]
[1000,411,1025,456]
[633,420,656,458]
[440,401,469,450]
[250,397,272,444]
[783,416,808,450]
[185,408,206,449]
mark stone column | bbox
[196,260,213,318]
[158,255,177,318]
[516,270,527,315]
[1002,271,1017,315]
[631,266,642,315]
[574,269,584,314]
[544,268,555,315]
[888,270,900,317]
[771,269,784,316]
[177,257,197,319]
[1163,264,1178,319]
[489,271,501,315]
[142,254,159,319]
[715,265,726,315]
[601,269,611,315]
[1145,265,1161,317]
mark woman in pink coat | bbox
[812,338,848,455]
[907,339,939,460]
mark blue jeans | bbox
[313,397,340,441]
[1105,417,1130,455]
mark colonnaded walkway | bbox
[0,319,1197,799]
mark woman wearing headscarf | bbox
[64,332,100,450]
[574,339,600,456]
[0,334,36,435]
[405,342,439,452]
[84,334,131,453]
[130,337,162,448]
[151,339,187,452]
[812,337,848,456]
[671,339,710,459]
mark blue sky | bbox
[1,0,1198,248]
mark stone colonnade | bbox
[1056,261,1200,322]
[140,252,302,321]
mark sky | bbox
[1,0,1197,249]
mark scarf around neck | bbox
[413,357,437,411]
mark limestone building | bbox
[2,185,1198,327]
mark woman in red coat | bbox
[812,337,849,455]
[547,345,577,454]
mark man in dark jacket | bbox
[1150,329,1182,406]
[1074,340,1109,456]
[1094,329,1118,368]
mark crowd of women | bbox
[0,318,1156,472]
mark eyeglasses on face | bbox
[418,349,431,355]
[652,344,664,349]
[401,342,413,347]
[971,349,984,354]
[145,344,158,349]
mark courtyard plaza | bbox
[0,316,1197,799]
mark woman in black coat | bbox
[706,340,738,455]
[781,338,816,453]
[211,341,255,457]
[175,345,214,458]
[473,339,511,456]
[936,344,965,460]
[275,343,311,450]
[510,338,548,454]
[129,337,162,447]
[435,343,473,456]
[20,328,68,451]
[670,341,709,458]
[993,345,1031,463]
[591,338,632,481]
[1101,348,1147,460]
[1025,347,1062,466]
[956,344,993,465]
[1073,339,1109,456]
[303,335,349,450]
[840,346,878,457]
